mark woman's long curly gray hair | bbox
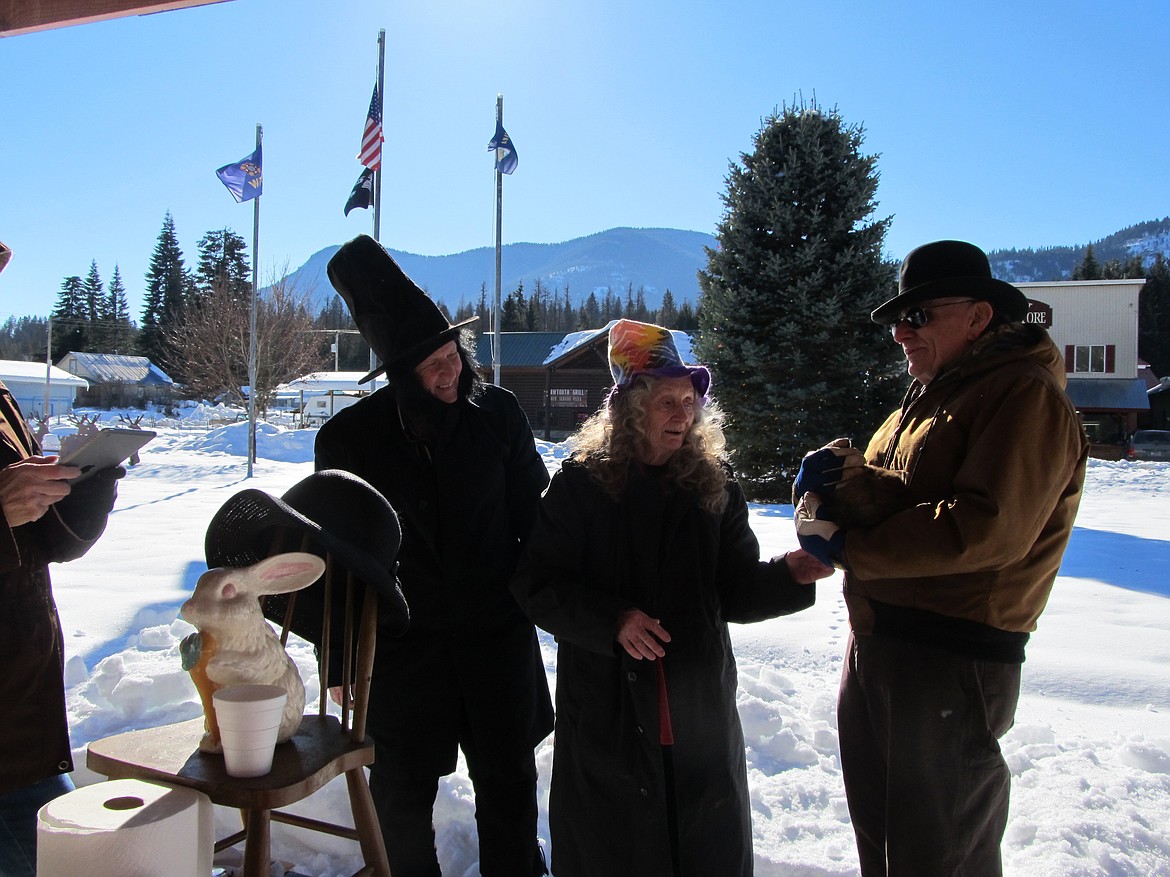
[569,375,729,513]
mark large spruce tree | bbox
[102,266,137,354]
[194,228,251,304]
[51,275,86,359]
[139,212,190,379]
[696,101,904,500]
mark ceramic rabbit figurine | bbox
[179,552,326,753]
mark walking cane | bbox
[656,658,682,877]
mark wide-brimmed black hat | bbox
[871,240,1028,325]
[327,234,478,384]
[205,469,409,640]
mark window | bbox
[1065,344,1115,374]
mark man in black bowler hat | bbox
[316,235,553,877]
[793,240,1088,876]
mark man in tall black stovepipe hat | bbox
[316,234,553,877]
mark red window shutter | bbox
[1064,345,1074,373]
[1105,345,1115,373]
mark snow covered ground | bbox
[44,414,1170,876]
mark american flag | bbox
[357,83,383,170]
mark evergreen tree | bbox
[582,291,601,327]
[675,300,698,331]
[51,275,86,359]
[526,279,542,331]
[695,101,902,500]
[660,290,679,327]
[139,212,190,379]
[314,295,366,370]
[478,285,490,333]
[194,228,251,305]
[83,260,103,325]
[501,283,526,331]
[634,286,650,322]
[561,287,575,331]
[1072,244,1103,280]
[1139,253,1170,378]
[0,316,49,362]
[102,265,137,353]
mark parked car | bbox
[1125,429,1170,461]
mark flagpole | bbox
[373,28,385,243]
[247,122,261,478]
[493,94,503,387]
[370,29,386,386]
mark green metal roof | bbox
[475,332,566,368]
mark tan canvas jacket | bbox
[842,324,1089,637]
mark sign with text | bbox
[547,388,588,408]
[1026,299,1053,328]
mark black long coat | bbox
[512,460,815,877]
[315,384,554,776]
[0,384,114,795]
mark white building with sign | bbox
[1018,279,1148,444]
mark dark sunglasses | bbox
[887,299,976,333]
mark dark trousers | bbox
[368,743,544,877]
[0,773,74,877]
[837,632,1020,877]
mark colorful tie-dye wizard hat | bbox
[607,319,711,400]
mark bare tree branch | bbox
[166,262,327,411]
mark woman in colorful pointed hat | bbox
[512,318,833,877]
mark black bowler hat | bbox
[871,240,1028,325]
[205,469,409,641]
[327,234,478,384]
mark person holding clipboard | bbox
[0,241,126,876]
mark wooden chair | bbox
[87,539,390,877]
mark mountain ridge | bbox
[285,219,1170,315]
[288,227,716,315]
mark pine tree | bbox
[139,212,190,379]
[660,290,679,327]
[562,288,575,331]
[194,228,251,305]
[51,275,86,359]
[1072,245,1103,280]
[695,101,903,500]
[583,292,601,327]
[501,283,526,331]
[0,316,49,362]
[1139,253,1170,378]
[83,261,103,324]
[103,266,137,354]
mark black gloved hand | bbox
[56,465,125,536]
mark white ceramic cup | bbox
[212,684,288,778]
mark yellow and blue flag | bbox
[487,122,517,175]
[216,144,263,203]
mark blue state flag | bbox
[486,122,517,175]
[216,144,264,203]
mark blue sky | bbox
[2,0,1168,320]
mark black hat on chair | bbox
[205,469,409,641]
[871,240,1028,326]
[327,234,479,384]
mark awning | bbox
[1065,378,1150,411]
